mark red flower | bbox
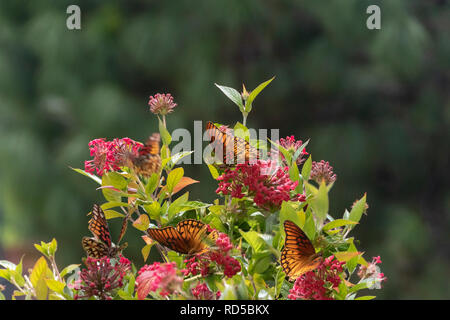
[191,283,221,300]
[288,255,345,300]
[183,232,241,278]
[148,93,177,115]
[272,135,309,165]
[72,256,131,300]
[310,160,337,185]
[85,137,143,176]
[216,160,305,210]
[136,262,183,299]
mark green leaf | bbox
[288,162,300,183]
[274,268,286,298]
[323,219,359,232]
[349,193,367,223]
[310,180,328,221]
[69,167,102,185]
[30,257,50,300]
[239,230,267,253]
[103,209,125,219]
[244,76,275,112]
[303,209,316,240]
[166,167,184,194]
[355,295,376,300]
[159,118,172,146]
[177,201,211,212]
[279,201,304,230]
[207,164,219,179]
[215,83,244,112]
[33,243,48,258]
[45,279,66,294]
[301,155,312,181]
[269,139,292,165]
[101,173,123,202]
[0,260,16,270]
[0,269,12,281]
[292,139,309,165]
[145,173,160,197]
[48,238,57,257]
[233,122,250,141]
[101,201,129,210]
[132,214,150,231]
[60,264,80,279]
[141,244,154,262]
[167,151,194,169]
[144,201,161,220]
[252,253,272,274]
[168,192,189,221]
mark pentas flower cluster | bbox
[191,283,221,300]
[216,160,305,210]
[288,255,345,300]
[135,262,183,300]
[148,93,177,116]
[357,256,387,289]
[84,137,143,176]
[183,232,241,278]
[72,256,131,300]
[310,160,337,185]
[273,135,309,165]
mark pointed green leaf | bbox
[244,76,275,112]
[215,84,244,112]
[159,118,172,146]
[166,167,184,194]
[349,193,367,223]
[69,167,102,185]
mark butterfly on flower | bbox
[127,133,161,177]
[82,204,128,259]
[205,121,260,166]
[280,220,322,281]
[146,219,218,255]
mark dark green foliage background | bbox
[0,0,448,299]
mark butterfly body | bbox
[147,219,217,255]
[205,121,260,166]
[82,204,127,259]
[280,220,322,280]
[129,133,161,177]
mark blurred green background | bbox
[0,0,448,299]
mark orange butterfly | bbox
[82,204,127,259]
[146,219,218,255]
[280,220,322,280]
[205,121,260,166]
[129,133,161,177]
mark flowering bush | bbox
[0,78,385,300]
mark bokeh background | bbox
[0,0,448,299]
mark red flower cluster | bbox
[72,256,131,300]
[216,160,305,210]
[183,232,241,278]
[135,262,183,299]
[310,160,337,185]
[288,255,345,300]
[357,256,387,288]
[85,137,143,176]
[272,135,309,165]
[191,283,221,300]
[148,93,177,116]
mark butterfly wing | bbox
[147,219,216,255]
[88,204,112,247]
[281,220,322,280]
[206,121,259,165]
[132,133,161,176]
[82,237,110,259]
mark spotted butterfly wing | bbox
[131,133,161,177]
[280,220,322,281]
[88,204,112,247]
[82,237,110,259]
[147,219,217,255]
[205,121,260,165]
[82,204,127,258]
